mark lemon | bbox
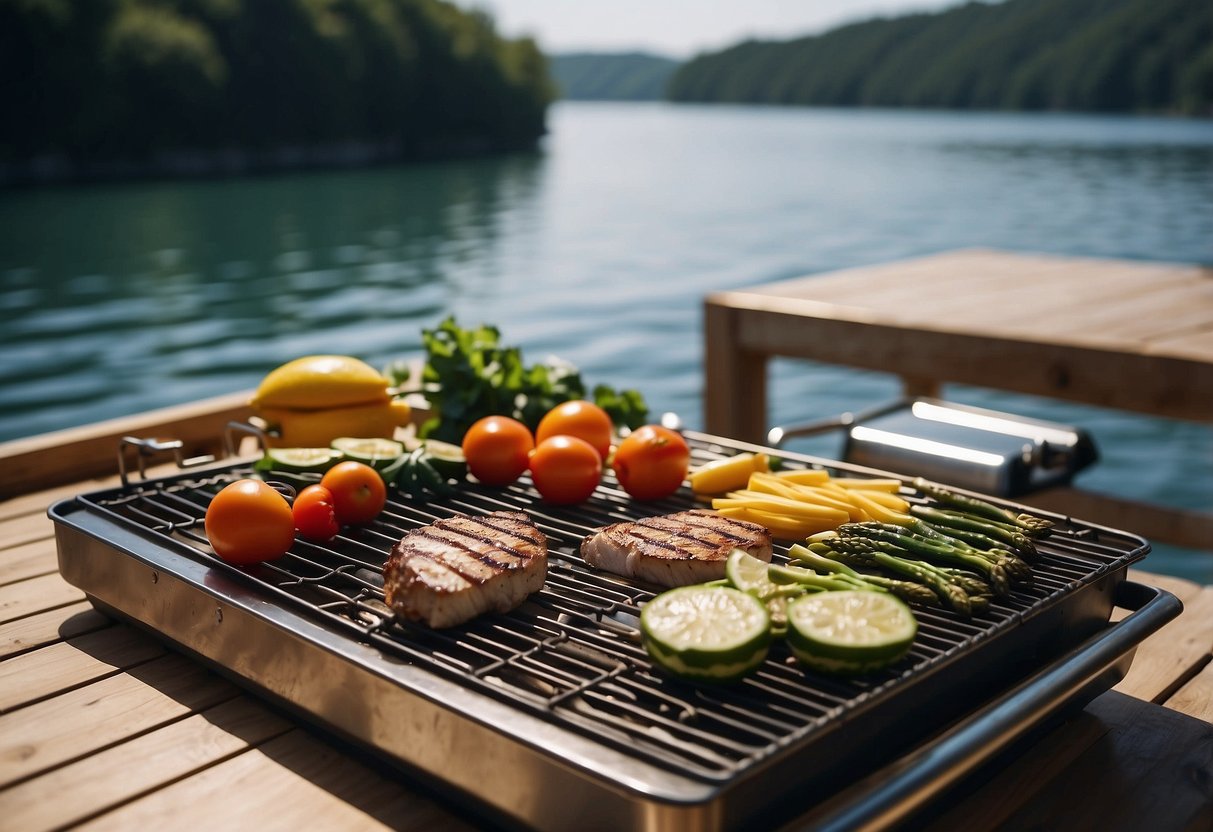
[640,586,771,683]
[786,590,917,675]
[251,355,391,410]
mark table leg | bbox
[704,301,768,443]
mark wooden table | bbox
[1,400,1212,830]
[703,248,1213,551]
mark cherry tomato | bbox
[293,484,340,542]
[612,425,690,500]
[535,400,612,463]
[462,415,535,486]
[529,435,603,504]
[204,479,295,564]
[320,460,387,524]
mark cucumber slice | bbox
[640,586,770,683]
[725,548,778,600]
[786,590,917,675]
[330,437,405,469]
[263,447,343,473]
[422,439,467,480]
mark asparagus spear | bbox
[910,505,1037,558]
[912,478,1054,536]
[787,544,940,607]
[812,536,974,617]
[838,522,1013,598]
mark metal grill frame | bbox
[51,430,1156,830]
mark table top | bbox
[705,248,1213,425]
[3,468,1213,830]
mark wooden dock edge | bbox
[0,392,255,501]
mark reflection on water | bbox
[2,103,1212,579]
[0,153,544,429]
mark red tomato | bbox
[320,461,387,524]
[204,479,295,564]
[612,425,690,500]
[529,435,603,504]
[535,400,612,463]
[293,484,340,542]
[462,415,535,486]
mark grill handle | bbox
[798,580,1181,832]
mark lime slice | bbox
[725,548,778,599]
[786,590,917,675]
[640,586,771,683]
[330,437,405,469]
[263,447,342,473]
[422,439,467,480]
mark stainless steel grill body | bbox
[51,431,1174,830]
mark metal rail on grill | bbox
[70,431,1150,788]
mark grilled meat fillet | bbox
[384,511,547,628]
[580,510,773,587]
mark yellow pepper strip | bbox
[829,477,904,492]
[713,493,851,522]
[854,489,911,512]
[844,487,913,525]
[746,472,810,500]
[715,507,838,540]
[690,452,770,495]
[748,473,853,511]
[771,468,831,485]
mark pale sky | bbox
[476,0,970,59]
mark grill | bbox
[51,430,1178,831]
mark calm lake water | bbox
[3,102,1212,578]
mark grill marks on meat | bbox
[580,510,773,587]
[383,511,547,628]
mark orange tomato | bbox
[462,415,535,486]
[320,461,387,524]
[205,479,295,564]
[529,435,603,504]
[535,400,612,463]
[612,425,690,500]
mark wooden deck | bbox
[704,248,1213,552]
[1,396,1212,829]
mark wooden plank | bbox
[0,390,254,500]
[0,624,165,713]
[1164,653,1213,723]
[0,601,110,660]
[0,512,55,550]
[0,573,86,626]
[719,299,1212,422]
[0,697,292,832]
[77,728,478,832]
[0,652,237,787]
[1115,586,1213,703]
[0,540,58,587]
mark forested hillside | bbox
[0,0,554,178]
[667,0,1213,114]
[550,53,679,100]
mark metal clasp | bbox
[117,436,216,487]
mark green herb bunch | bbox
[393,317,648,444]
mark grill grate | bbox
[76,431,1148,784]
